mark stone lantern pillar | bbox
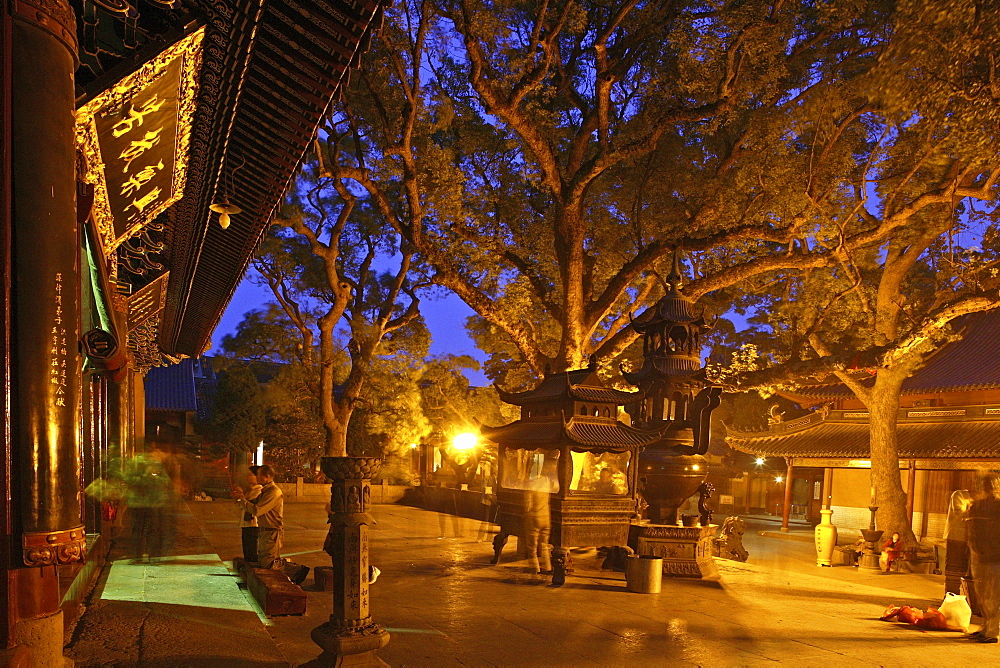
[311,456,390,665]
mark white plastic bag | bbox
[939,591,972,631]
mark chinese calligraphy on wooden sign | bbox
[51,273,69,407]
[126,272,169,332]
[76,29,203,255]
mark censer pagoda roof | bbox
[628,257,707,334]
[495,367,639,406]
[621,356,706,384]
[630,292,705,332]
[480,415,660,450]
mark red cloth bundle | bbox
[915,608,949,630]
[896,606,924,624]
[880,605,902,621]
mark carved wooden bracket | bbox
[23,526,87,567]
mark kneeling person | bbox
[235,465,309,584]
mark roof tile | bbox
[728,419,1000,459]
[145,359,198,412]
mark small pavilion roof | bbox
[495,367,638,406]
[481,415,658,450]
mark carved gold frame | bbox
[76,28,204,257]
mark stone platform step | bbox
[234,557,308,617]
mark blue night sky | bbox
[211,274,491,385]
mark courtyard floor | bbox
[65,500,991,667]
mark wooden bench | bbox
[240,564,308,617]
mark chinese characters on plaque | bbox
[76,29,203,256]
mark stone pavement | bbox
[65,503,286,666]
[68,500,999,666]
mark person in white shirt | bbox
[236,465,263,562]
[234,465,309,585]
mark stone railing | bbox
[277,479,409,504]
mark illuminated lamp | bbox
[210,198,242,229]
[452,432,478,451]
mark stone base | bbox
[307,649,389,667]
[629,522,719,580]
[311,622,389,664]
[858,551,883,573]
[12,610,68,668]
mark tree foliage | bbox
[418,354,517,433]
[265,155,430,456]
[325,0,990,384]
[708,0,1000,542]
[203,362,267,453]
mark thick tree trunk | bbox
[325,406,351,459]
[319,315,348,457]
[868,371,916,545]
[555,205,589,372]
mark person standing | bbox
[236,465,263,563]
[967,473,1000,643]
[945,489,974,601]
[234,465,309,584]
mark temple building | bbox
[727,309,1000,539]
[1,0,386,661]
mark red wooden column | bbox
[823,467,834,509]
[781,459,794,532]
[0,2,13,652]
[906,460,917,529]
[5,0,83,661]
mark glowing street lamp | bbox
[452,432,478,451]
[755,457,766,466]
[774,475,783,484]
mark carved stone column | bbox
[311,457,389,666]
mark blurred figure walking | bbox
[967,472,1000,643]
[524,458,557,574]
[123,451,172,562]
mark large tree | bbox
[262,167,429,457]
[322,0,948,385]
[713,0,1000,542]
[733,217,999,543]
[315,0,1000,528]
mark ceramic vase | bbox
[815,508,838,567]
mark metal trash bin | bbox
[625,555,662,593]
